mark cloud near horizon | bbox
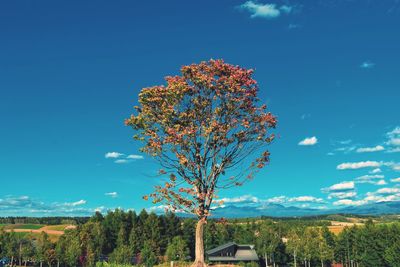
[322,181,355,192]
[219,194,325,207]
[0,196,98,216]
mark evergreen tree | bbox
[109,245,133,264]
[64,231,81,267]
[141,240,157,267]
[166,236,190,261]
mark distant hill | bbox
[210,201,400,218]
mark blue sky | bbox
[1,0,400,216]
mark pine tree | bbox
[166,236,190,261]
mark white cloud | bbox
[339,140,352,145]
[287,196,324,203]
[360,61,375,69]
[328,191,357,199]
[334,146,357,154]
[220,195,260,204]
[105,192,118,198]
[386,147,400,153]
[337,161,381,170]
[364,194,400,203]
[127,154,144,160]
[387,127,400,139]
[387,139,400,146]
[105,152,124,158]
[322,181,355,192]
[355,174,385,181]
[280,5,293,13]
[376,180,387,185]
[114,159,129,164]
[386,162,400,172]
[357,179,387,185]
[65,200,87,206]
[390,177,400,183]
[266,196,286,204]
[106,152,144,163]
[219,194,324,206]
[333,199,366,206]
[356,145,384,153]
[363,188,400,203]
[376,187,400,195]
[385,127,400,149]
[370,168,382,174]
[239,1,293,19]
[0,196,111,216]
[298,136,318,146]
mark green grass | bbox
[12,224,44,230]
[44,224,68,231]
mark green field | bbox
[6,224,44,230]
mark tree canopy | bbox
[126,59,277,218]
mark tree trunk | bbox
[321,259,323,267]
[191,219,206,267]
[293,250,297,267]
[265,253,268,267]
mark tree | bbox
[166,236,190,261]
[36,232,53,267]
[141,240,157,267]
[79,221,105,266]
[256,222,280,267]
[3,230,18,266]
[143,212,162,256]
[317,228,334,267]
[55,235,67,267]
[109,245,133,264]
[64,231,81,267]
[19,234,35,267]
[286,228,303,267]
[126,59,277,267]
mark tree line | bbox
[0,218,89,226]
[1,210,400,267]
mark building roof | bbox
[206,242,259,262]
[206,242,236,255]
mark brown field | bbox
[4,224,76,242]
[328,220,365,235]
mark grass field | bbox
[43,224,72,231]
[6,224,44,230]
[1,223,76,242]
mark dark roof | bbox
[206,242,236,255]
[206,242,259,262]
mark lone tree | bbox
[126,59,277,267]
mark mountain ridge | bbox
[209,201,400,218]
